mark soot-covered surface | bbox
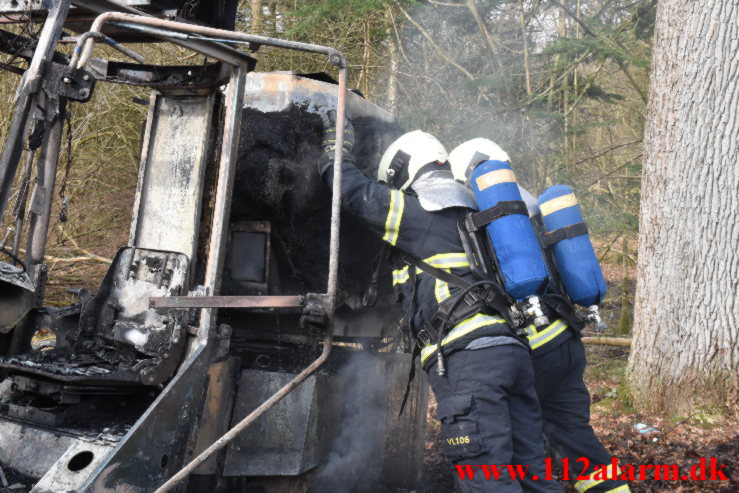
[231,103,403,302]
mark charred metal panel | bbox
[191,356,240,475]
[0,0,54,13]
[0,247,189,386]
[32,441,114,493]
[0,270,34,334]
[78,344,213,492]
[242,72,396,127]
[309,351,429,492]
[0,417,78,479]
[230,72,402,320]
[129,91,216,263]
[223,370,341,477]
[226,221,271,294]
[223,351,428,488]
[373,353,429,491]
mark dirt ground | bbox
[417,343,738,493]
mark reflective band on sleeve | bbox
[420,313,507,365]
[392,253,469,286]
[527,319,568,350]
[383,190,405,245]
[392,267,410,285]
[423,252,470,269]
[434,279,452,302]
[475,169,516,191]
[540,193,578,216]
[574,468,624,493]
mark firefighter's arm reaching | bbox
[319,119,430,255]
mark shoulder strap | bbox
[401,253,471,289]
[543,222,588,247]
[468,200,529,231]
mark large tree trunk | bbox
[628,0,739,416]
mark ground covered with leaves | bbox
[419,344,738,492]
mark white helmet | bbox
[377,130,476,211]
[377,130,448,190]
[449,138,511,183]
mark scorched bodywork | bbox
[0,2,427,492]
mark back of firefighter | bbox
[319,116,562,493]
[450,138,630,493]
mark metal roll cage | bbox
[0,3,349,490]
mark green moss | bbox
[593,381,636,415]
[667,405,725,430]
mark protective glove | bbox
[318,110,355,177]
[300,302,330,331]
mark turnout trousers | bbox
[533,337,630,493]
[428,344,563,493]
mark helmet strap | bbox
[387,149,410,188]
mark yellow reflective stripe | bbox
[383,190,405,245]
[392,253,469,286]
[475,168,516,191]
[420,313,507,365]
[575,468,624,493]
[604,486,630,493]
[423,253,469,269]
[392,267,410,285]
[540,193,578,216]
[575,477,605,493]
[528,319,568,350]
[434,279,452,302]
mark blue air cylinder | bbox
[538,185,607,307]
[470,161,549,300]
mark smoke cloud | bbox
[309,351,391,492]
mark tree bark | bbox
[250,0,262,35]
[628,0,739,417]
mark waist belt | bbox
[525,319,569,350]
[420,313,508,366]
[416,287,487,348]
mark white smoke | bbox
[309,351,390,492]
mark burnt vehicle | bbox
[0,1,427,492]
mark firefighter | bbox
[449,138,631,493]
[317,116,562,493]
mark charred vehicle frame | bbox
[0,1,427,492]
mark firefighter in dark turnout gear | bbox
[320,118,562,493]
[450,139,630,493]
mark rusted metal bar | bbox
[73,12,347,70]
[327,67,348,313]
[69,31,145,64]
[71,0,253,67]
[149,295,303,309]
[153,333,334,493]
[0,0,69,221]
[11,150,35,257]
[25,96,65,271]
[197,65,247,342]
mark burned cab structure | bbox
[0,1,427,492]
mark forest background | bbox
[2,3,738,488]
[0,0,654,332]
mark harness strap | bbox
[399,265,418,416]
[543,222,589,247]
[468,200,528,231]
[401,253,471,290]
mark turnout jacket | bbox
[324,160,518,368]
